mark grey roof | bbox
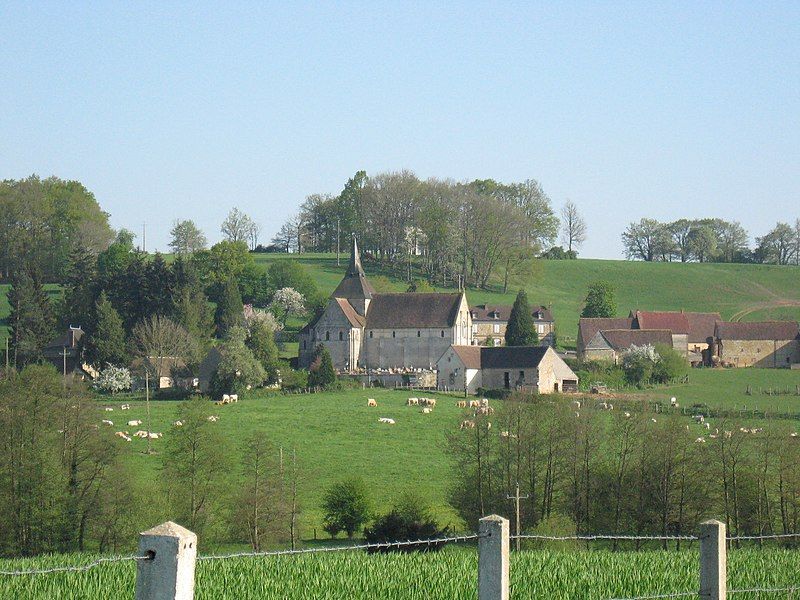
[480,346,549,369]
[450,345,482,369]
[715,321,800,341]
[332,236,375,299]
[578,318,634,347]
[471,304,553,323]
[599,329,674,351]
[366,293,464,329]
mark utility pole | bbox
[62,346,68,387]
[145,370,152,454]
[4,337,8,372]
[507,482,530,551]
[336,217,340,266]
[142,222,147,253]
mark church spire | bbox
[348,234,365,277]
[331,235,375,301]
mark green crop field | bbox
[0,546,796,599]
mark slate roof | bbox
[578,318,634,347]
[366,293,464,329]
[685,312,722,343]
[445,345,551,369]
[471,304,553,323]
[599,329,674,351]
[714,321,800,341]
[481,346,550,369]
[632,311,690,335]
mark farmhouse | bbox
[470,304,555,347]
[42,325,87,378]
[582,329,673,364]
[577,317,634,360]
[436,345,578,394]
[712,321,800,368]
[298,238,472,370]
[630,311,690,355]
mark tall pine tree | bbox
[7,270,55,365]
[214,277,244,337]
[86,292,128,367]
[504,290,538,346]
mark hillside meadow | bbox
[251,253,800,346]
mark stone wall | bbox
[717,339,800,368]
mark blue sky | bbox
[1,2,798,258]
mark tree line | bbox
[622,217,800,265]
[0,366,300,556]
[449,396,800,544]
[272,171,588,290]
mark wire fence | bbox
[1,522,799,600]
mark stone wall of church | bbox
[361,327,455,369]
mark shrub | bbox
[321,477,372,539]
[651,344,688,384]
[364,492,447,552]
[621,344,659,388]
[92,365,132,394]
[308,345,336,389]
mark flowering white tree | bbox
[243,304,283,332]
[93,365,132,394]
[270,287,305,327]
[621,344,661,388]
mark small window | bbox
[441,331,445,337]
[392,331,396,338]
[339,331,343,341]
[417,331,421,337]
[519,370,525,379]
[325,331,330,341]
[369,331,373,338]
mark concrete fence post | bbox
[479,515,509,600]
[136,521,197,600]
[699,519,726,600]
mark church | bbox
[298,238,472,371]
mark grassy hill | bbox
[2,256,798,345]
[253,254,800,347]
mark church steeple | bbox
[347,235,366,277]
[331,236,375,311]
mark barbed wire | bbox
[728,585,800,595]
[728,533,800,541]
[0,554,149,577]
[197,533,483,562]
[606,592,698,599]
[511,534,698,542]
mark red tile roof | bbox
[578,318,634,347]
[633,311,690,334]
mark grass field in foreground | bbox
[112,368,800,538]
[0,547,796,599]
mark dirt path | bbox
[730,299,800,322]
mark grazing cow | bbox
[147,432,162,439]
[173,420,183,427]
[133,430,148,438]
[704,422,711,430]
[378,417,395,424]
[695,437,706,443]
[368,399,377,407]
[229,394,238,402]
[456,401,467,408]
[469,400,480,408]
[102,419,113,426]
[460,420,476,430]
[223,394,230,402]
[426,399,436,408]
[571,400,581,409]
[624,412,631,418]
[421,407,432,414]
[208,415,219,422]
[651,418,657,423]
[480,398,489,407]
[120,404,130,410]
[407,398,419,406]
[104,407,114,412]
[127,420,142,427]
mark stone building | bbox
[581,329,673,364]
[298,238,472,370]
[577,317,634,360]
[630,311,690,355]
[470,304,555,347]
[713,321,800,368]
[436,345,578,394]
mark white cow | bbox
[378,417,395,424]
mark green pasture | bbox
[0,546,797,599]
[252,254,800,347]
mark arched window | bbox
[339,331,343,341]
[440,331,445,337]
[369,331,373,338]
[325,331,330,341]
[417,331,421,337]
